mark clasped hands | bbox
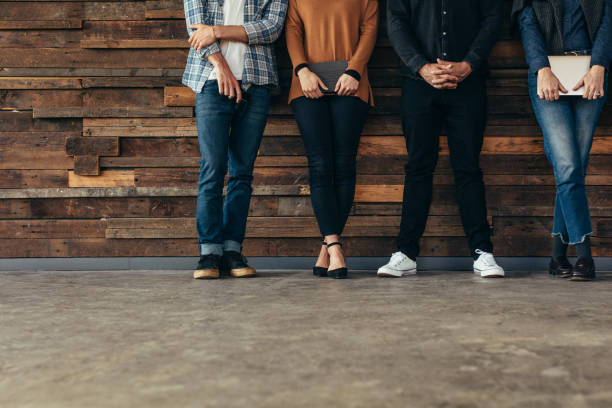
[419,59,473,89]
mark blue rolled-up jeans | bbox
[195,80,270,256]
[528,72,607,244]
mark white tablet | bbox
[548,55,591,96]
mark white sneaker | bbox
[377,252,417,278]
[473,249,505,278]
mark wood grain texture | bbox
[1,0,611,259]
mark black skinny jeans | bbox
[398,76,493,259]
[291,95,370,237]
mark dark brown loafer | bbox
[548,257,572,278]
[570,258,596,281]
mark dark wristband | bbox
[344,69,361,81]
[294,63,309,76]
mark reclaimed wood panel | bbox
[0,0,611,259]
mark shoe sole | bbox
[474,269,504,278]
[377,269,417,278]
[193,269,220,279]
[230,267,256,278]
[548,267,571,278]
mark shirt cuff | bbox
[242,22,264,44]
[590,56,609,70]
[406,54,430,76]
[530,57,550,74]
[344,69,361,81]
[195,41,221,59]
[463,52,482,71]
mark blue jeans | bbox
[528,72,607,244]
[195,81,270,256]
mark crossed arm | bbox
[183,0,288,101]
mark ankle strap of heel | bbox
[326,242,342,249]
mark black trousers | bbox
[291,95,370,237]
[398,76,493,259]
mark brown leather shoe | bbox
[570,258,596,281]
[223,251,257,278]
[193,254,221,279]
[548,257,572,278]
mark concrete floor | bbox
[1,270,612,408]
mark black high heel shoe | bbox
[326,242,348,279]
[313,241,328,277]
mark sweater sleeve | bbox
[346,0,379,77]
[285,0,308,72]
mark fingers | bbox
[337,79,348,96]
[235,84,243,103]
[336,82,345,96]
[218,78,227,97]
[430,68,448,75]
[573,78,585,92]
[584,84,595,100]
[431,80,457,90]
[559,83,568,94]
[317,77,328,91]
[431,74,459,85]
[582,84,591,100]
[217,77,242,102]
[228,81,235,100]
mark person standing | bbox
[183,0,288,279]
[512,0,611,281]
[285,0,378,279]
[379,0,505,278]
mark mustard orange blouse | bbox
[285,0,379,106]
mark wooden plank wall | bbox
[0,0,611,258]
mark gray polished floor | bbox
[1,269,612,408]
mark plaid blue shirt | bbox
[182,0,288,93]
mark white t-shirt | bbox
[209,0,247,81]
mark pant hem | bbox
[223,240,242,253]
[551,231,593,245]
[199,243,223,256]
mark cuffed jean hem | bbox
[200,243,223,256]
[223,240,242,253]
[551,231,593,245]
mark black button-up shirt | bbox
[387,0,502,80]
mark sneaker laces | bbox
[475,249,495,266]
[389,251,407,267]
